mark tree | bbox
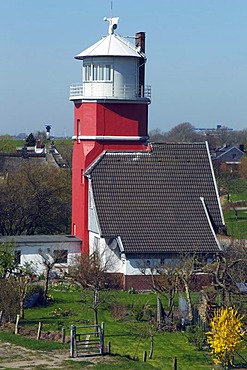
[55,140,73,168]
[148,128,166,142]
[140,252,202,322]
[34,130,47,142]
[0,162,71,235]
[69,251,112,331]
[25,133,36,146]
[163,122,202,143]
[15,261,36,318]
[207,306,245,369]
[238,157,247,179]
[204,240,247,307]
[214,163,240,200]
[38,248,65,303]
[0,242,35,320]
[0,242,19,278]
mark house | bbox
[69,17,226,289]
[0,235,81,276]
[85,142,225,289]
[211,145,246,172]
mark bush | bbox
[0,278,20,323]
[111,302,129,321]
[186,325,207,351]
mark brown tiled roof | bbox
[87,143,224,254]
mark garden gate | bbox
[70,323,105,357]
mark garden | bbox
[0,280,247,370]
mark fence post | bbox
[107,341,111,354]
[15,314,20,335]
[70,325,75,358]
[100,322,104,355]
[173,357,177,370]
[37,322,42,340]
[61,327,65,343]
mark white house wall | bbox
[17,241,81,275]
[89,232,122,273]
[88,232,163,277]
[124,257,161,276]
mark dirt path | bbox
[0,341,113,369]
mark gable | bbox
[212,146,246,163]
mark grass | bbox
[1,287,247,369]
[0,137,25,153]
[228,178,247,202]
[0,331,67,351]
[223,209,247,238]
[222,177,247,238]
[1,288,217,369]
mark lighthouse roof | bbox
[75,17,144,59]
[75,33,142,59]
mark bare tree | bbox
[204,240,247,307]
[38,248,65,303]
[69,251,114,331]
[140,253,204,323]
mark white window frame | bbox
[83,63,112,82]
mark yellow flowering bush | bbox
[207,306,245,369]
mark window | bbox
[15,251,21,264]
[94,236,100,251]
[89,188,93,207]
[54,250,68,264]
[93,65,98,80]
[105,65,111,80]
[77,119,81,136]
[83,63,112,82]
[84,64,92,81]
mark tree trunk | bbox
[223,288,231,307]
[17,275,30,319]
[149,334,154,359]
[168,288,175,317]
[93,289,99,336]
[43,268,49,303]
[184,281,193,321]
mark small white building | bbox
[0,235,82,276]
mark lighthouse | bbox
[70,17,151,252]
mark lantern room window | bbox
[83,63,112,82]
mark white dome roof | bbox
[75,33,142,59]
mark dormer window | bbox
[83,63,112,82]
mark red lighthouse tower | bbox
[70,17,151,252]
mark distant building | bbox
[211,145,246,172]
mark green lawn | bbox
[224,209,247,239]
[3,288,216,369]
[1,287,247,369]
[222,178,247,239]
[0,137,25,152]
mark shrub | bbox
[0,278,20,323]
[207,306,245,369]
[111,302,129,321]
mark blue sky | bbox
[0,0,247,137]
